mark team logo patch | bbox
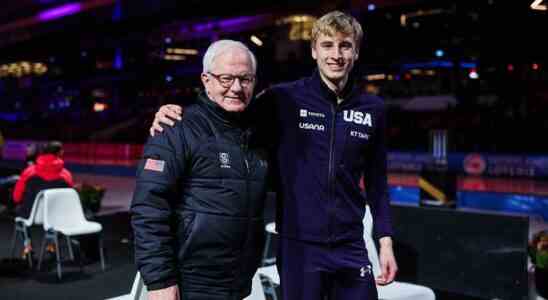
[343,110,373,127]
[144,158,165,172]
[219,152,231,168]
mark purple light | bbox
[193,16,260,33]
[193,22,214,32]
[114,47,123,70]
[219,16,255,28]
[38,3,82,21]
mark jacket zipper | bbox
[238,130,251,288]
[327,103,337,244]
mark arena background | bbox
[1,1,547,299]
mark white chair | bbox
[244,271,268,300]
[363,205,436,300]
[37,188,106,279]
[106,272,147,300]
[10,190,46,268]
[262,222,277,265]
[259,222,280,300]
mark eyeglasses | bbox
[208,72,256,88]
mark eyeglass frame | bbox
[207,72,256,88]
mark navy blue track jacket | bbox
[131,93,269,296]
[254,70,393,244]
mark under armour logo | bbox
[360,265,372,277]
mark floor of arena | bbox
[0,172,546,299]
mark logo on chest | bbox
[299,122,325,132]
[219,152,231,168]
[343,110,373,127]
[300,109,325,118]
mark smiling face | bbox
[201,47,255,112]
[312,31,359,89]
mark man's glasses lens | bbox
[210,73,255,87]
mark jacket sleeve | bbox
[363,102,393,240]
[13,166,34,205]
[60,169,74,186]
[130,123,187,290]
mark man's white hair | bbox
[202,39,257,74]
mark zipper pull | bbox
[244,158,250,173]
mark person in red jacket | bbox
[13,141,73,219]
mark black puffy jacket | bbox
[131,93,269,298]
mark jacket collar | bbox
[310,68,360,106]
[197,91,247,128]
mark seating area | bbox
[9,188,106,280]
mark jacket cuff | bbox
[146,278,178,291]
[373,226,394,241]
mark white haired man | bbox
[131,39,269,300]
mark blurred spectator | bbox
[12,141,74,218]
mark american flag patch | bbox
[144,158,165,172]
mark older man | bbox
[131,40,269,300]
[152,11,398,300]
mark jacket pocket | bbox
[179,213,250,287]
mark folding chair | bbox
[105,272,147,300]
[363,205,436,300]
[258,222,281,300]
[262,222,277,265]
[244,271,267,300]
[37,188,105,279]
[10,190,46,268]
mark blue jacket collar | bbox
[309,68,360,106]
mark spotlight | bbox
[435,49,444,57]
[250,35,263,47]
[469,69,479,79]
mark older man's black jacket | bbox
[131,93,268,297]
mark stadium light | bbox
[531,0,547,11]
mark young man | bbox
[151,11,397,299]
[131,40,269,300]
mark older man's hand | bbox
[148,285,180,300]
[150,104,183,136]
